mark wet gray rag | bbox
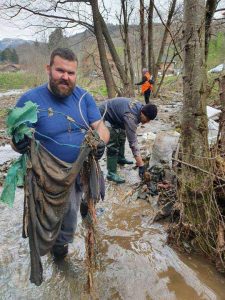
[23,132,101,286]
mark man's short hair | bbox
[141,103,157,120]
[50,48,78,66]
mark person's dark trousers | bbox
[144,89,151,104]
[118,129,126,161]
[106,127,125,183]
[117,130,133,165]
[106,127,121,165]
[53,181,82,252]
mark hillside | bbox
[1,21,225,81]
[0,38,33,51]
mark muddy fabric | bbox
[23,132,99,286]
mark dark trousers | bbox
[106,127,126,159]
[144,89,151,104]
[54,181,82,246]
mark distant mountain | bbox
[0,38,33,51]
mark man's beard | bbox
[49,74,75,98]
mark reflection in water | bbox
[1,121,225,299]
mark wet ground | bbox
[1,102,225,299]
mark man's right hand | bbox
[12,135,30,154]
[94,140,106,160]
[139,165,145,178]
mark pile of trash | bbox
[137,130,180,221]
[137,105,222,221]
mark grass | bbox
[90,85,108,98]
[207,32,225,69]
[0,71,44,91]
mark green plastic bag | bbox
[0,155,27,207]
[0,101,38,206]
[7,101,38,142]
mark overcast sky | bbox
[0,18,35,40]
[0,0,171,41]
[0,0,224,41]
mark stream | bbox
[0,103,225,299]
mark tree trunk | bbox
[205,0,217,59]
[90,0,116,98]
[218,75,225,153]
[179,0,218,257]
[140,0,146,69]
[100,14,132,95]
[121,0,135,95]
[148,0,154,74]
[153,0,177,91]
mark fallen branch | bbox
[172,158,225,181]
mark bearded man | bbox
[12,48,109,260]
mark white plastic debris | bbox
[208,119,219,145]
[206,105,221,145]
[143,132,156,140]
[0,144,20,165]
[207,106,221,120]
[149,131,180,168]
[208,64,225,73]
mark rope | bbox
[35,130,84,148]
[78,92,91,130]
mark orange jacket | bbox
[141,72,153,94]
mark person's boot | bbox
[107,172,125,184]
[51,244,68,259]
[117,157,133,165]
[107,156,125,184]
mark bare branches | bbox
[151,0,182,62]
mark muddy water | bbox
[1,107,225,299]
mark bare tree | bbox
[99,14,132,95]
[140,0,146,70]
[147,0,154,74]
[0,0,119,97]
[119,0,135,91]
[152,0,177,88]
[177,0,220,262]
[90,0,117,97]
[182,0,209,182]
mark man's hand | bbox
[94,140,106,160]
[139,165,145,178]
[12,135,30,154]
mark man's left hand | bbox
[94,140,106,160]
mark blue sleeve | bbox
[86,93,101,125]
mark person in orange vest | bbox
[135,68,154,104]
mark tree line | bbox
[0,48,19,64]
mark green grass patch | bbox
[207,32,225,69]
[0,108,9,117]
[0,71,44,91]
